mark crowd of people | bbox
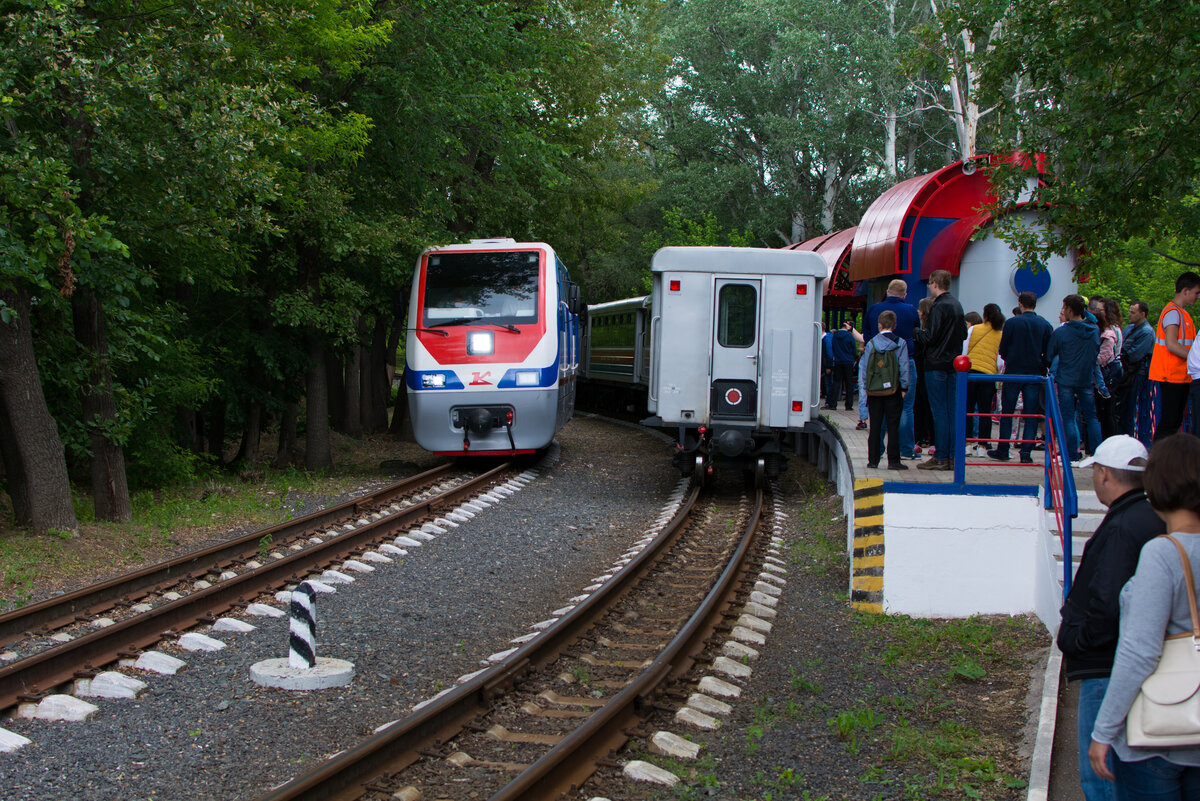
[820,270,1200,471]
[820,270,1200,799]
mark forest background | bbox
[2,0,1199,536]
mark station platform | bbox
[818,407,1095,494]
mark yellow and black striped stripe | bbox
[851,478,884,612]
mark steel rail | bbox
[0,463,509,712]
[0,463,454,647]
[253,481,706,801]
[490,485,765,800]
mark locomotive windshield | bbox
[422,250,541,327]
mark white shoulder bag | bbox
[1127,535,1200,747]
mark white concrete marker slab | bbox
[712,656,752,679]
[18,694,99,722]
[749,590,779,608]
[649,730,702,759]
[736,614,772,634]
[219,571,238,581]
[510,632,538,644]
[379,544,408,556]
[420,523,446,535]
[551,606,575,616]
[394,536,422,547]
[306,580,337,593]
[360,551,393,564]
[214,618,257,633]
[486,648,518,664]
[433,517,458,528]
[250,658,354,690]
[0,727,32,753]
[752,581,782,597]
[130,603,153,614]
[162,591,183,601]
[530,618,558,630]
[731,626,766,646]
[92,617,115,629]
[321,570,355,584]
[408,530,435,542]
[178,632,226,652]
[341,560,375,573]
[1,650,18,662]
[457,668,489,684]
[446,512,471,523]
[675,706,720,730]
[462,502,486,513]
[623,760,679,786]
[744,601,777,619]
[723,640,759,661]
[194,580,212,590]
[133,651,187,675]
[688,693,732,716]
[249,603,286,618]
[75,671,147,699]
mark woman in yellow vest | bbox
[964,303,1005,455]
[1149,272,1200,440]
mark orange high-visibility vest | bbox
[1149,301,1195,383]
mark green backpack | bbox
[865,344,901,396]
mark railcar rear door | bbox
[710,278,761,420]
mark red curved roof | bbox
[848,160,999,281]
[920,212,992,279]
[787,227,856,293]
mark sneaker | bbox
[917,458,945,470]
[856,420,868,430]
[867,461,879,469]
[913,445,923,455]
[986,449,1010,462]
[1020,454,1035,464]
[887,462,909,470]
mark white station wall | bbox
[882,492,1057,623]
[950,210,1078,326]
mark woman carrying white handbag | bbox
[1091,434,1200,799]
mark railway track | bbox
[254,478,781,801]
[0,461,522,713]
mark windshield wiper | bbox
[407,327,449,337]
[434,319,520,333]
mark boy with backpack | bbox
[858,309,910,470]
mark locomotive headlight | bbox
[467,331,494,355]
[421,373,447,388]
[514,370,540,386]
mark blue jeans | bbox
[1078,678,1116,801]
[1119,372,1152,446]
[1059,383,1102,461]
[925,369,956,460]
[1112,754,1200,800]
[861,357,916,457]
[995,381,1042,459]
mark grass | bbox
[0,431,437,612]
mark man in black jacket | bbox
[915,269,967,470]
[1058,434,1163,800]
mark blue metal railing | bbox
[953,371,1078,595]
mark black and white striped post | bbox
[250,580,354,690]
[288,581,318,669]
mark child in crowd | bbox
[859,310,910,469]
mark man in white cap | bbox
[1057,435,1164,800]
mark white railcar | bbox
[404,239,581,455]
[646,246,826,480]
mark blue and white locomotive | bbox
[404,239,582,455]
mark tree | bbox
[984,0,1200,262]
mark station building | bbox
[792,157,1078,326]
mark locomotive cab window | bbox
[717,283,757,348]
[422,251,540,326]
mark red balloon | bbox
[953,355,972,372]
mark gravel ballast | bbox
[2,417,680,800]
[2,416,1051,801]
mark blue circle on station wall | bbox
[1011,261,1052,298]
